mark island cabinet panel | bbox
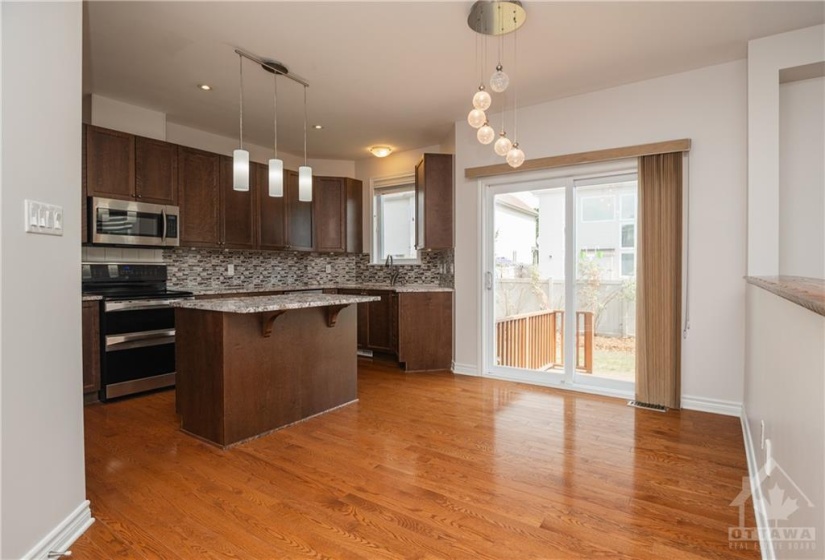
[219,155,258,249]
[85,125,135,201]
[178,146,221,247]
[257,163,287,250]
[135,136,178,205]
[415,153,454,250]
[398,291,453,372]
[175,305,358,447]
[285,170,313,251]
[313,176,346,253]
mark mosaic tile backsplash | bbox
[161,248,454,290]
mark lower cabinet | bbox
[82,301,101,401]
[339,289,452,372]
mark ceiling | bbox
[84,1,824,161]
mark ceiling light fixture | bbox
[231,48,311,196]
[232,54,249,191]
[298,85,312,202]
[268,70,283,197]
[198,84,212,91]
[467,0,526,167]
[369,146,393,158]
[313,124,323,130]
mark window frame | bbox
[370,174,420,265]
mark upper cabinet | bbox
[257,163,287,250]
[415,153,454,250]
[285,170,313,251]
[219,155,257,250]
[85,125,135,200]
[85,125,178,206]
[135,136,178,204]
[314,176,363,254]
[178,146,221,247]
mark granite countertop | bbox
[174,283,453,296]
[172,293,380,314]
[82,295,103,302]
[746,276,825,317]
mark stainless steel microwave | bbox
[91,197,180,247]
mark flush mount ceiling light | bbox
[369,146,393,158]
[197,83,212,91]
[467,1,527,168]
[231,48,311,196]
[313,124,324,130]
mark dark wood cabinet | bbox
[389,292,399,353]
[285,170,313,251]
[367,290,393,352]
[82,125,88,243]
[178,146,221,247]
[314,176,364,253]
[135,136,178,205]
[397,291,453,372]
[257,163,287,250]
[219,156,257,249]
[415,153,454,250]
[85,125,135,201]
[82,301,100,400]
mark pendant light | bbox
[298,84,312,202]
[477,122,495,145]
[506,7,525,169]
[233,53,250,191]
[489,5,509,93]
[268,71,284,197]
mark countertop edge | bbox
[746,276,825,317]
[171,284,454,296]
[172,294,381,314]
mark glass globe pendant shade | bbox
[477,123,495,145]
[232,149,250,191]
[467,108,486,129]
[494,134,512,157]
[490,64,509,93]
[268,158,284,197]
[472,87,492,111]
[506,143,525,168]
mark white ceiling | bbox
[84,1,824,161]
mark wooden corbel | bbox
[261,310,287,337]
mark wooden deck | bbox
[73,359,756,559]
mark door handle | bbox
[485,271,493,290]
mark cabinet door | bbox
[314,177,346,252]
[86,125,135,200]
[81,125,88,243]
[82,301,100,396]
[220,156,257,249]
[367,291,393,351]
[257,163,287,250]
[178,147,221,247]
[415,153,454,250]
[346,178,363,254]
[285,170,313,251]
[389,292,399,353]
[135,136,178,205]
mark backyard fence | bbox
[495,310,593,372]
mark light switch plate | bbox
[24,200,64,236]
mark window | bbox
[621,252,635,277]
[373,179,418,263]
[581,195,616,222]
[620,193,637,220]
[621,224,635,248]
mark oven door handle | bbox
[161,208,167,243]
[105,299,186,312]
[106,329,175,351]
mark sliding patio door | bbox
[483,165,637,396]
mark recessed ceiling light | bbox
[369,146,393,158]
[197,84,212,91]
[313,124,323,130]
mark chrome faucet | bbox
[385,255,400,286]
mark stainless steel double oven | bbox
[82,263,193,401]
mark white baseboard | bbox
[24,500,94,560]
[740,407,774,560]
[452,362,479,376]
[681,395,742,417]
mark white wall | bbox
[744,285,824,549]
[748,25,825,276]
[89,94,356,177]
[1,2,90,558]
[455,60,748,411]
[779,77,825,278]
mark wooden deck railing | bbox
[495,310,593,372]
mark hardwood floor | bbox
[73,360,757,559]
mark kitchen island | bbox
[173,293,378,447]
